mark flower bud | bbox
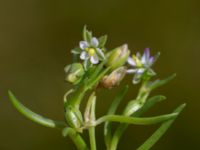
[65,105,83,131]
[100,67,126,89]
[106,44,130,70]
[64,63,84,84]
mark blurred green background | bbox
[0,0,199,150]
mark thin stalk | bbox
[87,93,97,150]
[67,84,87,109]
[89,127,97,150]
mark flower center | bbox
[132,55,142,67]
[88,48,95,56]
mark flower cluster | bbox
[68,26,158,86]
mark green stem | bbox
[89,127,97,150]
[88,93,97,150]
[68,128,89,150]
[67,84,87,109]
[84,92,97,150]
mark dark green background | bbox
[0,0,199,150]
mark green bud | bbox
[123,100,142,116]
[65,105,83,132]
[106,44,130,70]
[64,63,84,84]
[100,67,126,89]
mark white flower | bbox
[79,37,105,65]
[127,48,156,84]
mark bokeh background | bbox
[0,0,199,150]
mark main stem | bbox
[89,127,97,150]
[67,128,89,150]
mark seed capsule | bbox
[100,67,126,89]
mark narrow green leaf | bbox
[107,85,129,115]
[8,91,66,129]
[104,85,129,148]
[148,74,176,90]
[98,35,107,48]
[136,103,186,150]
[95,113,178,126]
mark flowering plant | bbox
[8,26,186,150]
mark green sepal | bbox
[83,25,92,42]
[106,44,130,70]
[98,35,107,48]
[8,91,66,129]
[71,47,82,54]
[83,59,92,71]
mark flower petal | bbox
[127,57,136,66]
[137,68,145,74]
[142,48,150,64]
[90,37,99,47]
[80,51,89,60]
[148,56,154,65]
[90,54,99,64]
[144,48,150,58]
[79,41,89,49]
[126,69,137,74]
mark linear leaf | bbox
[148,74,176,90]
[8,91,66,129]
[136,103,186,150]
[104,85,129,148]
[96,113,178,126]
